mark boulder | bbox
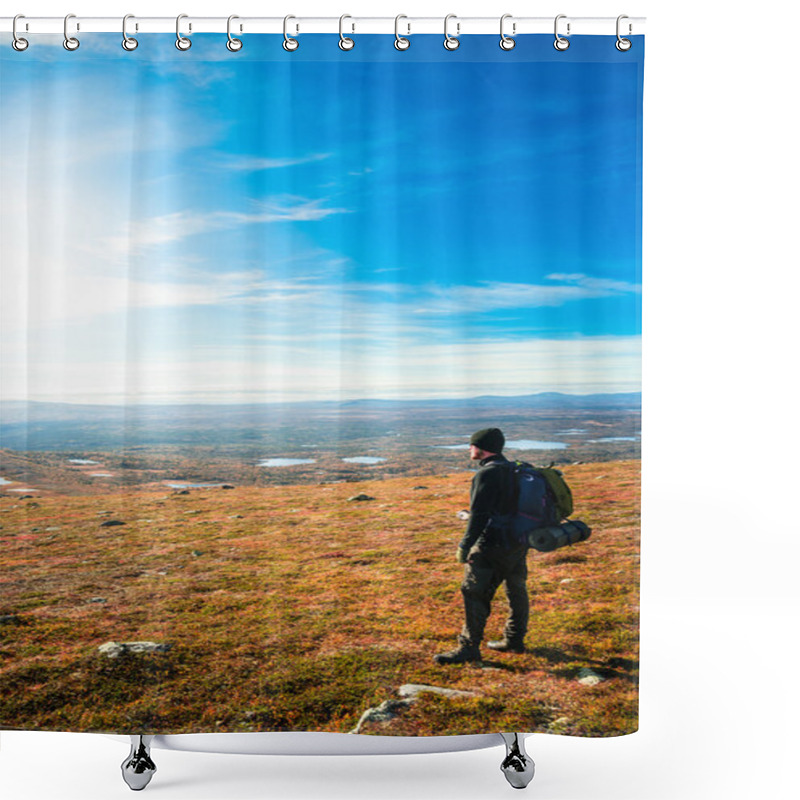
[98,641,172,659]
[349,698,411,733]
[99,519,126,528]
[576,668,604,686]
[350,684,478,734]
[347,493,375,502]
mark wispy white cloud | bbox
[104,196,351,254]
[419,274,641,314]
[218,153,332,171]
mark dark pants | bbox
[459,544,529,649]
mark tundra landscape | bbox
[0,394,640,736]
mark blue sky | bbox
[0,34,643,404]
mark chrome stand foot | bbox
[500,732,535,789]
[121,735,156,791]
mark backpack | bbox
[489,461,574,548]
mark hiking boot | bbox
[487,639,526,654]
[433,646,482,665]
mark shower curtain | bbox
[0,29,643,739]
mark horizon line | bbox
[0,390,642,410]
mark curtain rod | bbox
[1,16,645,37]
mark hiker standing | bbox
[434,427,529,665]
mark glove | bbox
[456,547,468,564]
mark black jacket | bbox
[458,454,516,552]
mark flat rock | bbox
[398,684,477,700]
[99,519,126,528]
[347,493,375,502]
[456,510,470,520]
[98,641,172,659]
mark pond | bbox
[438,440,568,450]
[505,440,569,450]
[342,457,387,465]
[164,482,229,489]
[257,458,317,467]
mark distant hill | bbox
[340,393,642,410]
[1,393,640,423]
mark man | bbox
[434,427,529,665]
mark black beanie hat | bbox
[470,427,505,454]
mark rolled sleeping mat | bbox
[528,520,591,552]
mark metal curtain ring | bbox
[176,14,191,50]
[443,14,460,51]
[616,15,632,51]
[283,15,299,51]
[339,14,354,50]
[122,14,138,51]
[394,14,410,50]
[63,13,79,51]
[227,15,243,51]
[12,14,29,51]
[499,14,515,50]
[554,14,570,51]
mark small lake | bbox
[68,459,100,465]
[164,482,228,489]
[91,473,115,478]
[257,458,317,467]
[505,440,569,450]
[342,457,387,465]
[0,477,13,486]
[437,440,568,451]
[556,429,588,435]
[588,437,639,443]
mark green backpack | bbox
[535,465,574,521]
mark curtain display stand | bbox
[119,732,533,790]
